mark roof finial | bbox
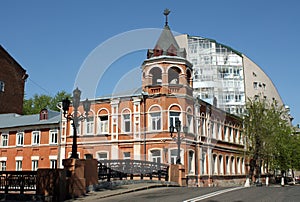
[163,8,171,26]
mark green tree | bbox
[243,97,294,182]
[23,91,71,115]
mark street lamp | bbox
[169,119,188,164]
[62,87,91,159]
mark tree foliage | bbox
[23,91,71,115]
[243,97,298,176]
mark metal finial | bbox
[163,9,171,26]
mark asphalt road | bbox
[97,185,300,202]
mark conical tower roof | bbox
[147,9,186,59]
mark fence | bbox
[0,171,37,194]
[98,160,169,181]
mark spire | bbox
[146,9,186,59]
[164,8,170,27]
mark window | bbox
[123,152,130,160]
[188,150,195,174]
[85,116,94,134]
[150,112,161,131]
[16,160,22,171]
[253,82,258,89]
[50,160,57,169]
[32,131,40,145]
[97,152,108,161]
[170,149,182,164]
[0,161,6,171]
[0,81,5,92]
[32,160,38,171]
[169,111,180,128]
[49,130,58,144]
[1,133,8,147]
[98,115,109,134]
[16,132,24,146]
[122,114,131,133]
[150,150,161,163]
[201,152,207,175]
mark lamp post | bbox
[62,88,91,159]
[169,119,188,164]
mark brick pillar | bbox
[63,159,86,198]
[169,164,186,186]
[36,169,66,202]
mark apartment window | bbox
[253,82,258,89]
[50,160,57,169]
[16,160,22,171]
[49,130,58,144]
[32,131,40,145]
[1,133,8,146]
[150,112,161,131]
[97,152,108,161]
[98,115,109,134]
[32,160,38,171]
[16,132,24,146]
[150,150,161,163]
[123,152,131,160]
[122,114,131,133]
[0,161,6,171]
[0,81,5,92]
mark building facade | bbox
[61,22,247,186]
[175,35,283,116]
[0,109,62,171]
[0,45,28,114]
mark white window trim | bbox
[49,129,58,144]
[32,131,40,145]
[148,148,162,163]
[1,133,9,147]
[0,157,7,161]
[15,156,23,161]
[16,132,24,146]
[31,156,39,160]
[121,110,132,133]
[49,155,57,160]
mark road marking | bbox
[183,187,246,202]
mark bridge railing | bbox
[0,171,37,194]
[98,160,169,182]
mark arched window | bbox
[149,105,162,131]
[98,109,109,135]
[231,156,236,174]
[168,67,181,84]
[186,107,193,133]
[188,150,195,174]
[122,109,131,133]
[149,67,162,85]
[219,155,224,174]
[186,70,192,86]
[169,105,181,128]
[213,154,218,175]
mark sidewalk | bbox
[68,181,178,201]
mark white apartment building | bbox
[176,34,283,116]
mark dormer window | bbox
[40,109,48,120]
[0,81,5,92]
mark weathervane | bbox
[164,8,171,26]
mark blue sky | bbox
[1,0,299,124]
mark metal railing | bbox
[0,171,37,194]
[98,160,169,182]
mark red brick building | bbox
[62,23,247,186]
[0,45,28,114]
